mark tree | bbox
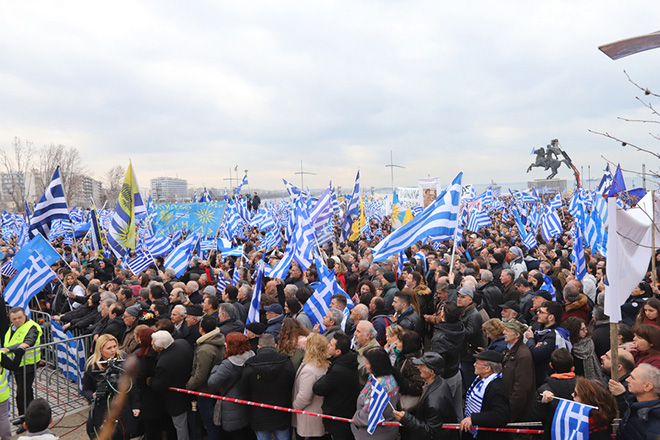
[103,165,125,207]
[0,137,34,212]
[33,143,87,206]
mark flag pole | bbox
[652,190,657,288]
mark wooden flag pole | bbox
[610,322,619,382]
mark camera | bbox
[92,358,125,401]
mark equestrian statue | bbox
[527,139,581,186]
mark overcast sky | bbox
[1,1,659,194]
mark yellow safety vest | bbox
[4,320,42,367]
[0,366,9,402]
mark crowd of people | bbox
[5,198,660,440]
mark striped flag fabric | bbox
[309,184,333,236]
[29,167,70,239]
[303,256,335,330]
[397,251,408,276]
[216,274,231,293]
[542,273,556,301]
[290,197,316,271]
[466,209,491,233]
[541,210,562,242]
[108,163,146,257]
[268,250,294,280]
[90,202,104,254]
[341,171,361,241]
[551,398,592,440]
[52,321,86,393]
[144,234,174,257]
[246,259,264,325]
[234,174,249,195]
[372,173,462,261]
[127,252,153,275]
[223,245,244,257]
[570,225,586,281]
[232,266,241,285]
[1,259,17,277]
[367,377,390,435]
[4,254,57,313]
[163,234,199,277]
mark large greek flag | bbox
[4,254,57,314]
[340,171,360,241]
[373,172,462,261]
[246,259,264,325]
[29,167,69,239]
[52,321,86,393]
[551,398,592,440]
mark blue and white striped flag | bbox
[570,225,586,281]
[341,171,361,241]
[127,252,153,275]
[223,245,244,257]
[52,321,86,393]
[373,173,462,261]
[3,254,57,314]
[246,259,264,325]
[541,210,562,242]
[542,273,556,301]
[216,274,231,293]
[304,256,335,330]
[310,184,333,236]
[367,377,390,435]
[234,174,249,195]
[29,167,69,239]
[232,266,241,285]
[163,234,198,278]
[144,234,174,257]
[290,197,316,271]
[466,209,491,233]
[397,251,408,276]
[269,250,294,280]
[1,259,17,277]
[551,398,592,440]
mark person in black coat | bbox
[313,332,361,440]
[147,331,194,440]
[460,350,510,439]
[101,303,127,343]
[242,333,295,439]
[393,352,459,440]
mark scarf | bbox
[572,338,605,382]
[464,372,502,417]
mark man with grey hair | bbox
[354,321,379,386]
[358,259,370,282]
[218,303,245,335]
[185,281,203,304]
[500,269,518,303]
[171,304,189,340]
[319,308,343,342]
[478,270,503,319]
[612,363,660,439]
[148,330,193,440]
[163,267,177,293]
[283,284,298,299]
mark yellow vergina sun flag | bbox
[350,195,367,241]
[401,207,414,226]
[107,162,147,257]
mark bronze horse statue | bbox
[527,141,573,180]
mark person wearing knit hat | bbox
[380,270,399,314]
[501,319,536,422]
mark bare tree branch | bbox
[0,137,34,211]
[625,70,660,98]
[589,130,660,160]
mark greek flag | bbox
[216,274,231,293]
[367,377,390,435]
[523,231,538,250]
[310,184,333,236]
[373,173,462,261]
[397,251,408,276]
[163,234,198,277]
[570,224,586,281]
[1,259,17,277]
[246,259,264,325]
[4,254,57,313]
[290,197,316,271]
[341,171,361,241]
[551,398,592,440]
[260,227,283,252]
[127,252,153,275]
[143,234,173,257]
[466,209,491,233]
[269,250,294,280]
[232,266,241,285]
[223,245,244,257]
[541,210,562,242]
[52,321,86,393]
[542,273,556,301]
[29,167,69,239]
[234,174,249,195]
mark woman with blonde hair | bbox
[82,334,138,440]
[482,318,507,353]
[292,333,330,439]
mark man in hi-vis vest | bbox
[4,307,42,417]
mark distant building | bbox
[151,177,188,202]
[72,176,103,207]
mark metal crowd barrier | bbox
[7,333,93,420]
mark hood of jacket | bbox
[565,294,588,312]
[196,327,225,348]
[229,349,255,366]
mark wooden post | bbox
[610,322,619,382]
